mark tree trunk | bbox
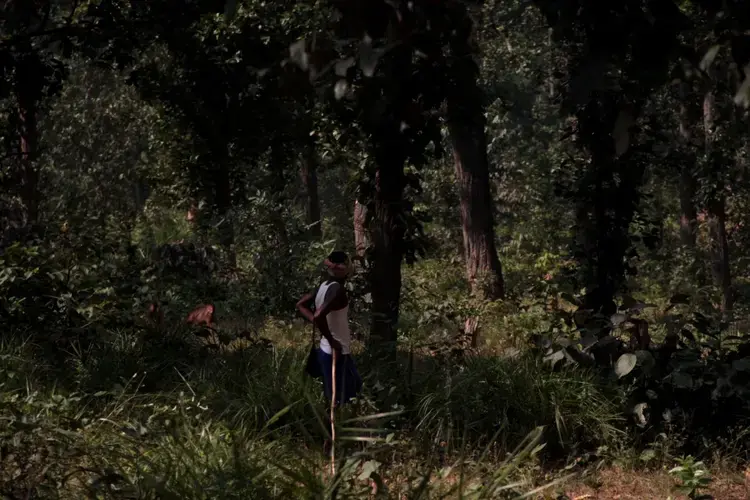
[575,98,643,327]
[16,64,39,224]
[446,18,505,300]
[369,161,405,344]
[300,120,322,239]
[678,169,698,247]
[707,198,732,314]
[703,90,732,315]
[215,160,236,267]
[677,81,698,247]
[354,199,369,260]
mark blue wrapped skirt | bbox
[313,348,362,405]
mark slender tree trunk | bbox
[707,198,732,314]
[703,89,732,315]
[677,81,698,247]
[354,199,369,260]
[300,118,322,239]
[447,17,505,300]
[16,64,39,224]
[215,159,236,267]
[678,169,698,247]
[300,143,322,239]
[268,134,290,247]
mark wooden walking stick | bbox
[330,349,338,475]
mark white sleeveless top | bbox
[315,280,351,355]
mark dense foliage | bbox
[3,0,750,497]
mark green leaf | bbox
[635,350,655,372]
[669,293,690,305]
[357,460,381,481]
[671,371,693,389]
[610,313,627,326]
[359,35,379,77]
[543,349,565,366]
[289,40,309,71]
[700,45,721,71]
[615,353,637,378]
[639,449,657,462]
[334,79,349,100]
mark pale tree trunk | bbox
[354,199,369,260]
[703,90,732,315]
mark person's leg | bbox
[337,355,362,405]
[317,348,333,401]
[317,349,334,455]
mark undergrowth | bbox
[0,328,613,499]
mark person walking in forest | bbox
[296,250,363,406]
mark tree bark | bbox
[677,81,698,247]
[354,199,369,260]
[678,168,698,247]
[215,159,236,267]
[299,116,322,239]
[16,60,40,224]
[369,160,405,344]
[703,89,732,315]
[707,198,732,314]
[447,16,505,300]
[300,137,322,239]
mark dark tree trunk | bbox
[703,89,732,315]
[678,168,698,247]
[707,198,732,314]
[369,156,406,344]
[215,159,236,267]
[446,16,505,300]
[300,131,322,239]
[677,81,698,247]
[575,99,644,328]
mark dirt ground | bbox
[559,466,750,499]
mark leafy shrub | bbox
[536,292,750,457]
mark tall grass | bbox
[413,355,624,455]
[0,329,621,498]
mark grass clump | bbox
[0,328,619,498]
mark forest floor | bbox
[559,465,750,499]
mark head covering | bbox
[324,251,351,279]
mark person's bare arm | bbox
[314,283,345,353]
[296,291,316,323]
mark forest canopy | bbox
[2,0,750,498]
